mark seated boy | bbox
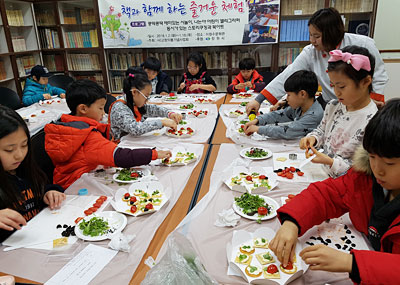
[243,70,323,139]
[22,65,66,106]
[44,79,171,189]
[227,58,266,94]
[141,57,172,95]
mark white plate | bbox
[187,109,208,118]
[225,108,245,118]
[162,152,197,166]
[240,147,272,160]
[233,195,279,221]
[112,168,151,183]
[74,211,127,241]
[165,127,195,138]
[179,103,195,110]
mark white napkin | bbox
[214,208,241,227]
[108,232,136,252]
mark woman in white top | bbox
[246,7,388,113]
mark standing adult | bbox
[246,7,388,113]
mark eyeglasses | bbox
[131,89,149,101]
[187,65,199,71]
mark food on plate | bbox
[129,205,137,214]
[180,103,194,109]
[239,244,255,254]
[274,167,304,179]
[229,109,244,117]
[245,147,268,158]
[31,114,37,117]
[234,193,272,217]
[75,217,84,224]
[280,261,297,274]
[229,173,271,192]
[133,189,143,196]
[116,168,144,182]
[245,265,262,278]
[240,102,248,106]
[187,110,208,117]
[79,217,109,237]
[234,252,252,265]
[276,157,287,162]
[162,151,196,165]
[127,196,137,206]
[236,93,252,99]
[140,203,155,213]
[166,127,194,137]
[195,98,213,103]
[122,193,130,202]
[253,237,268,248]
[238,119,250,125]
[256,251,275,265]
[151,190,162,198]
[41,110,46,114]
[263,264,280,279]
[178,120,188,125]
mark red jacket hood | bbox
[235,70,263,83]
[44,114,110,163]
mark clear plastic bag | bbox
[142,232,218,285]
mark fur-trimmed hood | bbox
[352,145,372,175]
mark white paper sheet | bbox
[44,244,118,285]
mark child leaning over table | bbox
[0,105,65,242]
[270,99,400,285]
[227,57,266,94]
[299,45,378,178]
[44,79,172,189]
[22,65,66,106]
[243,70,323,139]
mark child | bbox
[109,70,181,141]
[227,57,266,94]
[0,105,65,242]
[177,52,217,94]
[270,99,400,284]
[22,65,66,106]
[243,70,323,139]
[141,57,173,95]
[299,45,378,178]
[44,80,172,189]
[248,26,260,43]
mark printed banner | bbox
[98,0,280,48]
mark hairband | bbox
[328,50,371,71]
[129,73,135,78]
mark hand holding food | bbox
[43,93,51,100]
[44,190,66,210]
[269,220,299,267]
[245,100,261,115]
[162,118,177,130]
[299,136,316,150]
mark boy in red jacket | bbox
[44,80,171,189]
[227,58,266,94]
[270,99,400,284]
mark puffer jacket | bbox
[22,78,65,106]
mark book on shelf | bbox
[148,52,181,70]
[278,47,303,67]
[38,28,60,49]
[16,55,36,76]
[232,49,269,68]
[64,30,98,48]
[213,75,228,92]
[0,60,7,80]
[108,52,144,70]
[43,54,64,71]
[35,10,56,26]
[280,19,309,42]
[201,51,228,69]
[67,53,100,71]
[11,36,27,52]
[332,0,373,13]
[63,8,95,24]
[74,73,103,87]
[109,73,124,92]
[281,0,322,16]
[6,9,24,26]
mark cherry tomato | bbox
[96,198,104,204]
[99,196,107,201]
[297,171,304,176]
[277,172,283,176]
[41,110,46,113]
[259,175,267,180]
[288,194,296,199]
[246,175,253,181]
[257,206,268,215]
[130,196,137,203]
[75,217,83,224]
[130,172,139,178]
[93,202,102,208]
[89,207,98,213]
[267,264,278,274]
[84,209,93,216]
[145,203,154,210]
[282,261,293,270]
[130,206,137,213]
[123,193,130,199]
[289,166,296,172]
[286,172,294,179]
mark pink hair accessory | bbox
[328,50,371,71]
[129,73,135,78]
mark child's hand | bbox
[269,221,299,267]
[161,118,177,130]
[189,84,200,91]
[160,92,169,95]
[299,136,316,150]
[60,93,66,99]
[244,125,258,135]
[270,99,287,111]
[300,244,352,272]
[244,81,253,88]
[244,119,258,128]
[308,146,334,167]
[0,209,26,231]
[43,93,51,100]
[245,100,261,115]
[169,112,183,124]
[179,82,186,90]
[44,190,66,210]
[235,83,246,90]
[157,150,172,159]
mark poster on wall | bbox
[98,0,280,48]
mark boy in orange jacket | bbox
[44,80,171,189]
[227,58,266,94]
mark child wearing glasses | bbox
[109,70,182,141]
[177,52,217,94]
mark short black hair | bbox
[328,45,375,93]
[363,99,400,158]
[187,52,207,73]
[308,7,344,52]
[66,79,107,115]
[142,57,161,72]
[239,58,256,70]
[284,70,318,98]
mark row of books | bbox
[0,61,7,80]
[43,54,64,72]
[109,74,124,92]
[332,0,374,13]
[67,54,100,71]
[11,36,27,52]
[108,52,144,70]
[16,55,37,76]
[202,51,228,69]
[35,10,56,26]
[74,74,104,88]
[6,9,24,26]
[64,30,98,48]
[231,49,271,68]
[278,47,303,67]
[63,8,96,25]
[280,20,309,42]
[38,28,60,49]
[148,52,182,70]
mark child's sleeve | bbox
[306,101,333,148]
[328,155,353,178]
[22,89,45,106]
[253,81,266,92]
[48,85,65,96]
[227,76,240,94]
[110,102,163,136]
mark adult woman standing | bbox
[246,7,388,113]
